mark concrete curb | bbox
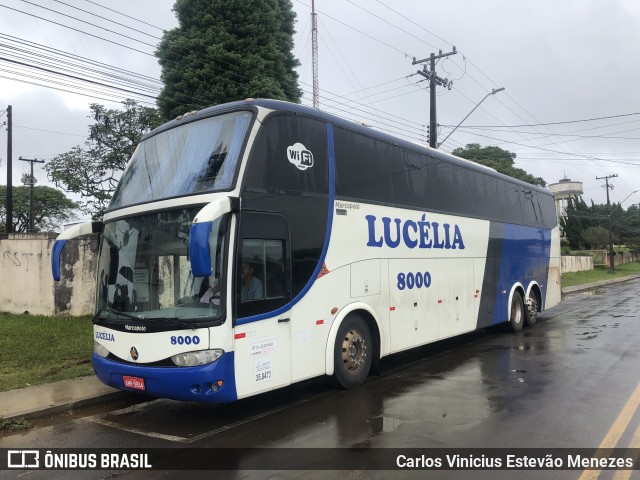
[3,391,130,422]
[0,376,129,422]
[562,274,640,295]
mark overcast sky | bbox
[1,0,640,223]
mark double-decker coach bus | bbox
[52,98,560,403]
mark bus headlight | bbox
[171,349,224,367]
[94,341,110,358]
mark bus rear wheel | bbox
[333,315,372,389]
[507,290,525,332]
[524,291,538,327]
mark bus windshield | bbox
[95,208,228,322]
[109,111,253,210]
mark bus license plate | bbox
[123,376,145,390]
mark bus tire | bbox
[333,314,372,389]
[507,290,525,332]
[524,291,538,327]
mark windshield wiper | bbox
[93,305,141,322]
[93,307,199,330]
[152,317,198,330]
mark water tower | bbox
[548,177,583,220]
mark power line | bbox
[52,0,161,40]
[343,0,439,51]
[17,0,159,49]
[455,129,640,167]
[291,0,413,57]
[456,126,640,141]
[82,0,166,32]
[14,125,86,137]
[441,112,640,129]
[0,56,157,99]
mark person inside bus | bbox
[199,275,220,305]
[241,261,263,302]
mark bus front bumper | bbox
[92,352,237,403]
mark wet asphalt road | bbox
[2,279,640,479]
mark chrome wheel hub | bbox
[342,328,367,371]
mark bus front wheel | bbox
[333,315,372,389]
[507,290,525,332]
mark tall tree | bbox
[452,143,547,187]
[156,0,302,119]
[46,100,162,219]
[0,186,78,233]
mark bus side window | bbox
[239,239,285,302]
[235,212,290,320]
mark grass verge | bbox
[0,417,31,432]
[0,314,93,392]
[561,261,640,287]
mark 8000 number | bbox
[397,272,432,290]
[170,335,200,345]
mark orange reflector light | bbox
[217,380,224,387]
[331,307,338,315]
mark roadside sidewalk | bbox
[561,273,640,294]
[2,274,639,423]
[0,376,124,422]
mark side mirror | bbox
[189,197,239,277]
[52,221,103,281]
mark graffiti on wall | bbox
[3,251,35,271]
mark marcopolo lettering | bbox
[365,214,465,250]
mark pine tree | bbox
[156,0,302,120]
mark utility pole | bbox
[6,105,12,233]
[412,47,457,148]
[596,174,618,273]
[18,156,44,233]
[311,0,319,109]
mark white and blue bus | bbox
[52,99,561,403]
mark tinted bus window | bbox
[335,128,392,202]
[497,180,523,224]
[391,149,438,210]
[521,189,542,226]
[245,114,328,194]
[435,161,472,215]
[539,193,558,228]
[470,172,500,219]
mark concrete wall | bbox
[561,255,593,273]
[0,233,98,316]
[610,252,640,266]
[582,250,640,267]
[561,251,639,273]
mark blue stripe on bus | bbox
[492,223,552,325]
[51,239,67,281]
[92,351,237,403]
[236,122,337,326]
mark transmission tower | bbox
[311,0,319,109]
